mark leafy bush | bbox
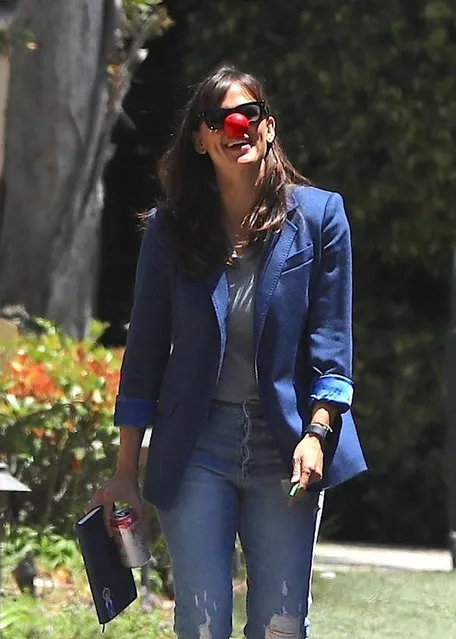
[0,595,174,639]
[2,525,83,577]
[0,320,123,535]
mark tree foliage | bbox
[122,0,172,38]
[177,0,456,544]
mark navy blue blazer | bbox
[114,185,367,509]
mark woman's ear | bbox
[192,132,207,155]
[266,116,276,144]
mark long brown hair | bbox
[157,64,310,280]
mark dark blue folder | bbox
[75,506,137,626]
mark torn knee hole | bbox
[265,613,302,638]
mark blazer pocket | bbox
[282,245,314,273]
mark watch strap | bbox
[304,422,331,442]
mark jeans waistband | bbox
[211,398,263,418]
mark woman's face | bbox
[193,82,275,174]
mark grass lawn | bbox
[2,570,456,638]
[232,570,456,638]
[308,570,456,639]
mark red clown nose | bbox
[223,113,250,138]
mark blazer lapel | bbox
[254,192,299,353]
[204,265,229,369]
[204,185,299,370]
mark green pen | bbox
[288,483,300,498]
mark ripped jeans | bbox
[156,399,324,639]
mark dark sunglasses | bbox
[196,100,269,131]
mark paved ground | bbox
[314,542,454,572]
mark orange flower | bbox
[87,359,104,376]
[1,343,122,408]
[6,355,62,401]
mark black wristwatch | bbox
[304,422,332,444]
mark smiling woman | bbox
[89,63,366,639]
[156,64,311,278]
[195,86,272,175]
[195,94,271,166]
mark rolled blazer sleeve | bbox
[307,193,354,413]
[114,211,171,427]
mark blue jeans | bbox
[156,400,324,639]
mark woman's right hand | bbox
[88,472,145,536]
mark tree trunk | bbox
[0,0,117,338]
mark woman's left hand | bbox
[290,434,324,492]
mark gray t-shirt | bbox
[214,246,261,402]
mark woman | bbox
[91,64,366,638]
